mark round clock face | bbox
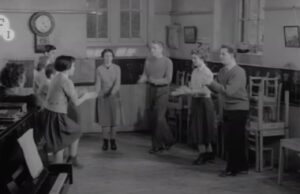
[30,12,55,36]
[35,15,52,33]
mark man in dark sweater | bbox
[208,45,249,177]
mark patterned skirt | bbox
[39,109,81,152]
[187,97,215,146]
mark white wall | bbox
[169,0,214,59]
[0,0,87,64]
[263,0,300,70]
[169,0,237,59]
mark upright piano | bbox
[0,111,73,194]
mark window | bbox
[86,0,147,44]
[86,0,108,39]
[120,0,141,38]
[238,0,265,51]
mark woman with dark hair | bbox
[40,55,97,167]
[95,49,121,151]
[171,48,215,164]
[44,44,56,64]
[0,62,36,109]
[188,49,215,164]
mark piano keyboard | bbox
[49,173,68,194]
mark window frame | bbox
[237,0,265,51]
[86,0,148,46]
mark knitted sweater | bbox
[209,65,249,110]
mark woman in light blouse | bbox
[95,49,121,151]
[188,49,216,164]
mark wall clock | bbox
[29,12,55,36]
[29,12,55,53]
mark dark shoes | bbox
[110,139,117,151]
[148,147,164,154]
[102,139,117,151]
[193,152,215,165]
[219,170,237,177]
[102,139,109,151]
[68,156,83,169]
[218,169,248,177]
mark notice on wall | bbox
[0,14,15,41]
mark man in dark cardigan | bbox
[207,45,249,177]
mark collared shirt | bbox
[190,65,213,98]
[96,64,121,95]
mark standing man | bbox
[207,45,249,176]
[138,41,175,154]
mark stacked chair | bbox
[247,76,289,172]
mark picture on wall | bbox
[184,26,197,44]
[284,26,300,48]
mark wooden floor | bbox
[69,133,300,194]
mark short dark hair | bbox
[45,64,56,79]
[221,44,235,56]
[101,48,115,58]
[44,44,56,53]
[0,63,25,88]
[54,55,75,72]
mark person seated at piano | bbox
[0,62,37,110]
[40,55,97,168]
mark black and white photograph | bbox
[0,0,300,194]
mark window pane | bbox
[121,0,130,9]
[87,0,97,10]
[98,12,108,38]
[131,11,140,38]
[121,11,130,38]
[98,0,107,9]
[131,0,140,10]
[245,20,258,45]
[87,13,97,38]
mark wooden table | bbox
[278,138,300,184]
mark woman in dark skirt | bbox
[187,49,216,165]
[40,55,97,167]
[95,49,121,151]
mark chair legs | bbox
[278,145,284,184]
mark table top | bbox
[281,138,300,152]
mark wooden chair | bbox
[248,75,289,171]
[247,89,289,172]
[167,71,186,142]
[249,76,281,122]
[175,71,185,86]
[278,138,300,184]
